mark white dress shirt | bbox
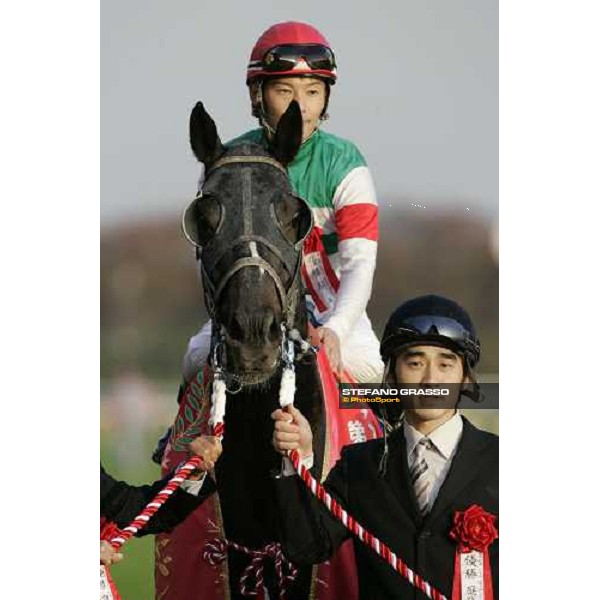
[403,412,463,513]
[180,475,205,496]
[174,460,207,496]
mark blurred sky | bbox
[101,0,498,226]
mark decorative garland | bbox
[202,538,298,599]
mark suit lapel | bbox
[385,427,421,524]
[425,417,495,523]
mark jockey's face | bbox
[261,77,327,141]
[393,345,467,431]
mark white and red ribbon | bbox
[100,565,118,600]
[451,548,494,600]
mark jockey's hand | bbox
[187,436,222,475]
[315,326,342,377]
[271,405,313,459]
[100,540,123,566]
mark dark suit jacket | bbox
[274,417,498,599]
[100,464,216,535]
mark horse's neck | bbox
[226,377,281,416]
[222,356,323,457]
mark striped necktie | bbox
[410,437,434,516]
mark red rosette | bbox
[449,504,498,553]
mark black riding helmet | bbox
[381,294,481,370]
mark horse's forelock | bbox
[224,141,271,159]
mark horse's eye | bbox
[183,194,222,247]
[272,194,312,245]
[197,196,222,243]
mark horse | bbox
[155,101,379,600]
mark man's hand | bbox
[271,405,313,459]
[315,327,342,377]
[100,540,123,566]
[187,436,222,476]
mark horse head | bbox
[183,101,313,386]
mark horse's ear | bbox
[189,102,224,168]
[270,100,303,167]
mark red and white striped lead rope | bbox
[109,454,204,550]
[108,400,226,550]
[288,448,448,600]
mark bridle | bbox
[182,152,315,389]
[194,154,308,329]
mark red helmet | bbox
[246,22,337,85]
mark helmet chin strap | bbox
[376,355,483,476]
[377,363,402,477]
[461,361,485,403]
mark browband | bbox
[207,155,287,176]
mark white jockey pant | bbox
[182,315,384,384]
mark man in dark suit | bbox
[272,295,498,599]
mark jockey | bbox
[183,21,384,384]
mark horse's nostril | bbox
[269,318,280,342]
[229,316,244,342]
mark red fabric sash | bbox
[301,227,340,317]
[451,549,494,600]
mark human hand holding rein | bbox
[271,405,313,460]
[100,540,123,566]
[315,326,342,377]
[187,435,223,475]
